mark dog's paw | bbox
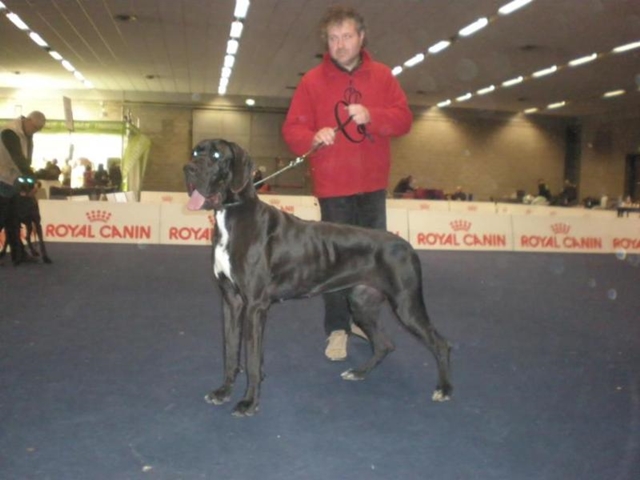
[431,389,451,402]
[340,369,366,381]
[231,400,259,417]
[204,388,231,405]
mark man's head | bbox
[24,111,46,135]
[319,6,366,71]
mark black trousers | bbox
[317,189,387,335]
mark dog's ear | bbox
[227,142,253,193]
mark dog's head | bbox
[184,139,254,211]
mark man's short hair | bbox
[318,5,367,47]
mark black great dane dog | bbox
[184,139,452,416]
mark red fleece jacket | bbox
[282,50,412,198]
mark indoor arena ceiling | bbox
[1,0,639,117]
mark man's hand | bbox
[346,104,370,125]
[312,127,337,147]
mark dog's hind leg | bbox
[391,291,452,402]
[232,301,269,417]
[33,221,52,264]
[341,286,395,381]
[205,283,244,406]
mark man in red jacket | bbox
[282,5,412,361]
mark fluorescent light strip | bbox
[612,40,640,53]
[234,0,250,19]
[459,17,488,37]
[568,53,597,67]
[224,55,235,68]
[532,65,557,78]
[391,66,403,76]
[428,40,450,54]
[437,99,452,108]
[502,76,524,87]
[456,93,472,102]
[498,0,533,16]
[226,39,239,55]
[6,12,29,30]
[230,21,243,39]
[221,67,232,79]
[523,107,538,114]
[404,53,425,68]
[603,89,625,98]
[48,50,63,61]
[0,1,7,9]
[28,31,48,47]
[477,85,495,95]
[61,60,75,72]
[547,101,566,109]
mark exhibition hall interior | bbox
[1,1,639,479]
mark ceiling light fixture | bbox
[61,60,75,72]
[532,65,557,78]
[226,39,239,55]
[0,1,7,10]
[523,107,538,114]
[547,101,566,109]
[502,76,524,87]
[437,99,452,108]
[224,55,235,68]
[245,98,255,106]
[230,21,243,38]
[476,85,495,95]
[428,40,451,54]
[234,0,250,19]
[498,0,533,16]
[458,17,488,37]
[568,53,597,67]
[48,50,63,61]
[612,40,640,53]
[28,32,48,48]
[391,66,403,76]
[456,93,472,102]
[6,12,29,30]
[603,89,625,98]
[404,53,425,68]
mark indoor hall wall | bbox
[579,111,640,202]
[392,108,570,201]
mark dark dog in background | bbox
[0,177,52,264]
[184,139,452,417]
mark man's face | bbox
[326,19,364,71]
[24,118,44,136]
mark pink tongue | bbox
[187,190,206,210]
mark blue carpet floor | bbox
[1,244,639,480]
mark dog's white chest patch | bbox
[213,210,233,282]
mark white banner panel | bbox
[448,201,497,214]
[40,200,161,244]
[387,199,450,212]
[512,215,610,253]
[159,203,212,246]
[387,208,409,241]
[608,218,640,254]
[408,211,513,251]
[140,191,189,204]
[260,195,320,220]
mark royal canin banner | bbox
[33,197,636,254]
[408,211,513,251]
[39,201,160,244]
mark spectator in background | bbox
[450,185,467,201]
[554,179,578,206]
[93,163,110,187]
[393,175,416,198]
[83,164,95,188]
[537,179,552,201]
[108,163,122,191]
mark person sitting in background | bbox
[93,163,110,187]
[393,175,416,198]
[537,178,552,201]
[450,185,467,201]
[554,179,578,206]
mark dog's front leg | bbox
[232,303,268,417]
[205,285,243,406]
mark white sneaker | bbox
[325,330,348,361]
